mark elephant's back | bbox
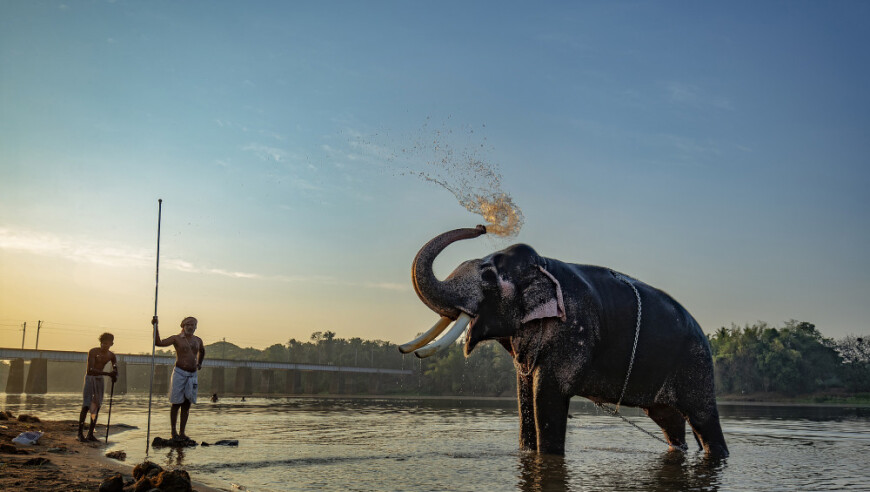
[547,258,713,403]
[555,259,708,350]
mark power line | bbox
[40,320,115,330]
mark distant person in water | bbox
[152,315,205,441]
[211,393,218,403]
[78,333,118,442]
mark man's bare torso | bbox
[170,334,202,372]
[87,348,116,376]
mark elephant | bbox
[399,225,728,457]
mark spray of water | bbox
[416,172,524,237]
[375,119,524,237]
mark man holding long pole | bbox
[77,333,117,442]
[152,315,205,443]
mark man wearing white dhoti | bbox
[152,316,205,441]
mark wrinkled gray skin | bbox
[412,226,728,457]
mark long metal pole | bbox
[146,199,162,454]
[21,322,26,349]
[35,321,41,350]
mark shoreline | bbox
[6,390,868,408]
[717,399,870,408]
[218,392,870,407]
[0,411,223,491]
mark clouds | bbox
[0,227,407,291]
[0,227,151,269]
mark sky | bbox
[1,1,868,355]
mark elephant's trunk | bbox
[411,225,487,319]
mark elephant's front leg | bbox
[517,372,537,451]
[533,371,571,455]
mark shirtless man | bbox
[78,333,118,442]
[152,316,205,441]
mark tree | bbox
[710,320,847,396]
[832,335,870,392]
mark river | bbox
[2,393,868,491]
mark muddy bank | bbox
[0,410,219,491]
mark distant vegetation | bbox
[153,321,869,402]
[709,320,869,402]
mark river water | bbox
[2,393,868,491]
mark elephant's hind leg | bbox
[644,405,687,451]
[686,407,729,457]
[675,347,729,457]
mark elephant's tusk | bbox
[414,312,473,359]
[398,316,452,354]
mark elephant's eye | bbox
[481,269,497,284]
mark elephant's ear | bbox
[521,265,566,324]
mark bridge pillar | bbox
[343,373,355,395]
[284,370,301,394]
[259,370,276,394]
[303,372,316,394]
[115,361,127,395]
[338,372,347,394]
[235,367,252,395]
[328,372,341,394]
[24,358,48,394]
[368,373,381,395]
[154,365,170,395]
[5,359,25,394]
[211,367,225,394]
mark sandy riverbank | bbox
[0,410,221,491]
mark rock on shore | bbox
[99,460,193,492]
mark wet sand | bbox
[0,411,220,491]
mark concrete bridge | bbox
[1,348,413,396]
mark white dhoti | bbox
[82,375,104,417]
[169,367,198,404]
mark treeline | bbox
[709,320,870,396]
[160,321,869,399]
[159,331,411,371]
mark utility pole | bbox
[35,321,42,350]
[21,322,26,349]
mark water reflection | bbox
[2,394,47,412]
[3,394,23,406]
[166,447,187,467]
[25,395,46,411]
[643,452,726,491]
[569,451,726,491]
[517,453,569,492]
[518,450,726,491]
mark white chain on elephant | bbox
[593,271,683,452]
[611,271,642,410]
[594,401,679,450]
